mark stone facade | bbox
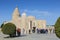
[36,20,46,29]
[4,7,46,35]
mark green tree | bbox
[1,23,4,28]
[55,17,60,38]
[1,23,16,37]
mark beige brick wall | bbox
[36,20,46,29]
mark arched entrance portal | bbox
[29,21,36,33]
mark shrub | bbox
[1,23,16,37]
[55,17,60,38]
[1,23,4,28]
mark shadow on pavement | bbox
[4,35,27,38]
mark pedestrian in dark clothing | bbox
[46,29,48,33]
[37,28,39,33]
[29,29,31,34]
[17,28,21,36]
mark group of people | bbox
[15,28,54,36]
[28,28,48,34]
[37,29,48,33]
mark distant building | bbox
[46,25,55,33]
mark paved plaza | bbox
[0,31,60,40]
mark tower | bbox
[21,12,28,34]
[12,7,20,20]
[12,7,21,28]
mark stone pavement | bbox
[0,32,60,40]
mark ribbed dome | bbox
[22,12,26,16]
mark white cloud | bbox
[24,9,50,16]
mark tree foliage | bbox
[1,23,4,28]
[1,23,16,35]
[55,17,60,38]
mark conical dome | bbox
[12,7,20,17]
[12,7,21,20]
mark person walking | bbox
[17,28,21,36]
[29,29,31,34]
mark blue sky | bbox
[0,0,60,25]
